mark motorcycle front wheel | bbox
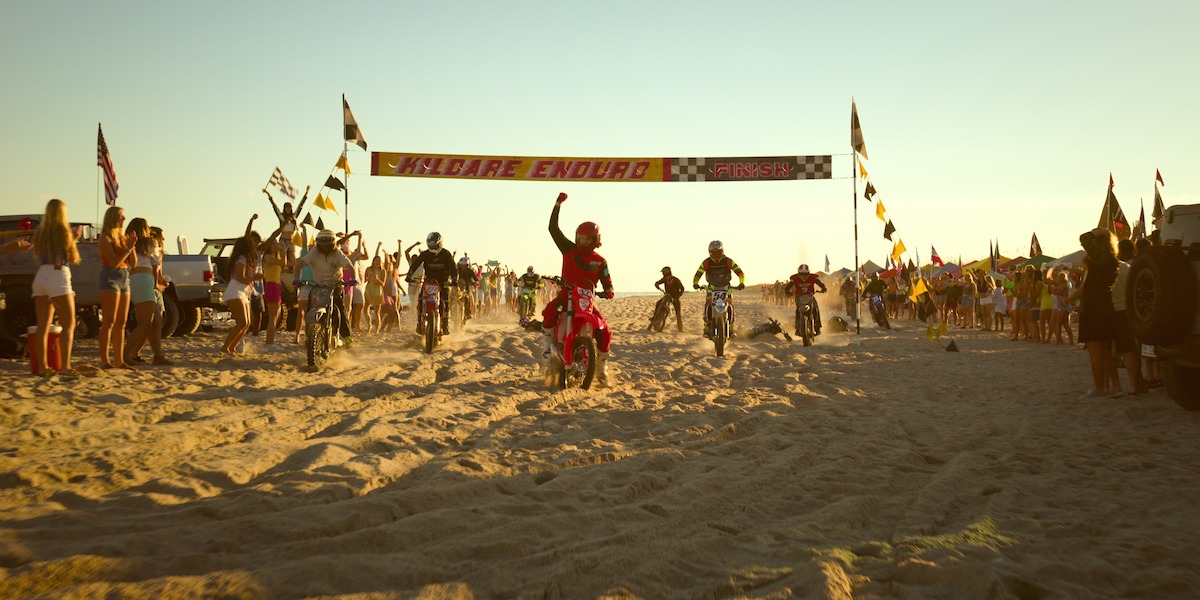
[714,319,727,357]
[306,318,329,369]
[559,335,597,390]
[424,310,437,354]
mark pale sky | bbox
[2,1,1197,289]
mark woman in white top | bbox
[222,215,261,355]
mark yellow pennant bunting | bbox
[876,201,886,222]
[858,160,869,180]
[891,239,906,263]
[336,154,351,174]
[909,278,928,302]
[938,319,948,338]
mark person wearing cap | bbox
[786,264,827,336]
[293,229,354,347]
[654,266,685,332]
[692,240,746,337]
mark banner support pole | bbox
[853,151,861,336]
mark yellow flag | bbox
[926,322,936,343]
[910,277,927,302]
[937,319,948,338]
[336,154,351,174]
[324,195,338,215]
[313,193,326,210]
[859,160,869,180]
[891,239,907,263]
[876,200,886,222]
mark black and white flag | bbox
[268,167,299,199]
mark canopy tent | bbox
[830,267,852,279]
[860,260,885,275]
[1045,249,1086,269]
[932,262,960,277]
[997,256,1028,272]
[1022,254,1057,269]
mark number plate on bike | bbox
[424,284,439,297]
[712,290,729,302]
[575,286,593,311]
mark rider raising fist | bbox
[540,192,616,385]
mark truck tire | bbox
[175,305,202,336]
[160,294,181,338]
[1127,247,1196,345]
[0,284,35,343]
[1162,359,1200,411]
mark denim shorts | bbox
[99,265,131,293]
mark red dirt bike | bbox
[545,277,609,390]
[415,279,447,353]
[792,289,826,347]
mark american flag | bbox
[97,124,119,206]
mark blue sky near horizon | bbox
[2,1,1197,288]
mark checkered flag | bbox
[267,167,299,200]
[671,157,707,182]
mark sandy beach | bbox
[1,295,1198,599]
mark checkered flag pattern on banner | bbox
[268,167,299,200]
[672,157,707,182]
[797,155,833,180]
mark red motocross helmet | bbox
[575,221,601,249]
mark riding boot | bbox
[676,313,684,332]
[596,351,610,387]
[441,315,450,336]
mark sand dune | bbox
[1,295,1198,598]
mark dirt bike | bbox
[545,278,608,390]
[705,284,734,357]
[413,279,448,353]
[517,286,538,318]
[745,318,793,341]
[793,290,826,347]
[648,292,672,332]
[301,280,350,372]
[867,292,891,330]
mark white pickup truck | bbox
[0,215,217,350]
[1127,204,1200,410]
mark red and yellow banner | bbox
[371,153,832,182]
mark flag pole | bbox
[853,149,861,336]
[344,140,350,235]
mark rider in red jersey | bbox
[539,192,615,384]
[785,263,827,335]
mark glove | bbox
[404,278,414,284]
[556,192,568,204]
[736,283,746,291]
[693,283,702,290]
[598,290,614,299]
[292,280,301,288]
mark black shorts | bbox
[1112,310,1138,353]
